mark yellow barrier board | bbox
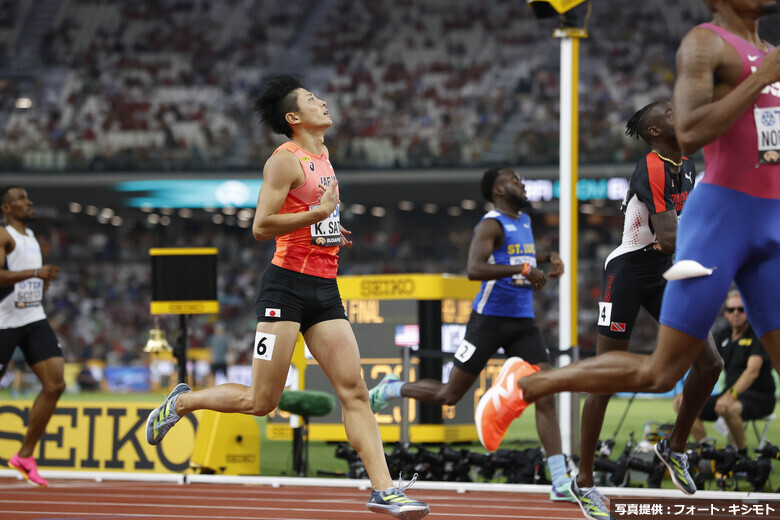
[0,401,198,473]
[266,423,477,443]
[149,248,219,256]
[337,274,479,300]
[191,410,260,475]
[150,300,219,314]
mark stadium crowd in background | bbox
[14,204,662,378]
[0,0,730,171]
[0,0,773,428]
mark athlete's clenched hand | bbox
[317,181,340,217]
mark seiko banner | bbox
[0,401,198,473]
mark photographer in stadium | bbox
[674,290,776,456]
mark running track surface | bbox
[0,478,584,520]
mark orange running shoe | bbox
[475,357,539,452]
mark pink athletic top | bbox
[270,142,340,278]
[698,23,780,199]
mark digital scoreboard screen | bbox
[149,248,219,315]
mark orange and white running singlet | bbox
[270,142,340,278]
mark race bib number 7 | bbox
[309,204,341,246]
[754,107,780,164]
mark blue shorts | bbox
[660,183,780,340]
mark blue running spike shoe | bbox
[367,473,430,519]
[550,477,577,503]
[654,438,696,495]
[369,373,400,413]
[570,480,613,520]
[146,383,190,445]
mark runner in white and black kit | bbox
[550,103,720,520]
[0,186,63,487]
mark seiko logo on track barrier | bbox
[0,403,196,473]
[360,278,416,298]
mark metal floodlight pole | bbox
[401,346,411,443]
[177,314,189,384]
[554,24,587,456]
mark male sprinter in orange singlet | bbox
[480,0,780,502]
[145,75,429,520]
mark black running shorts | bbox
[0,319,62,379]
[254,264,347,334]
[699,390,776,422]
[598,249,671,340]
[453,311,549,376]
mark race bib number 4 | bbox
[14,279,43,309]
[597,302,612,326]
[754,107,780,164]
[309,204,341,246]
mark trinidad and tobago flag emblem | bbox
[610,322,626,333]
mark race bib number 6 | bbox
[254,332,276,361]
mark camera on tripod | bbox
[334,442,368,479]
[592,432,666,488]
[696,442,772,492]
[334,442,551,484]
[755,441,780,461]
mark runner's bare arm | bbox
[466,219,545,289]
[650,210,678,255]
[674,28,780,153]
[252,150,337,241]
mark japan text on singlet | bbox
[270,142,340,278]
[699,23,780,199]
[471,210,536,318]
[0,226,46,329]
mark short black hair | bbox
[480,167,504,202]
[251,75,304,138]
[625,101,661,144]
[0,186,19,206]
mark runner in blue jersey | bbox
[369,167,574,502]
